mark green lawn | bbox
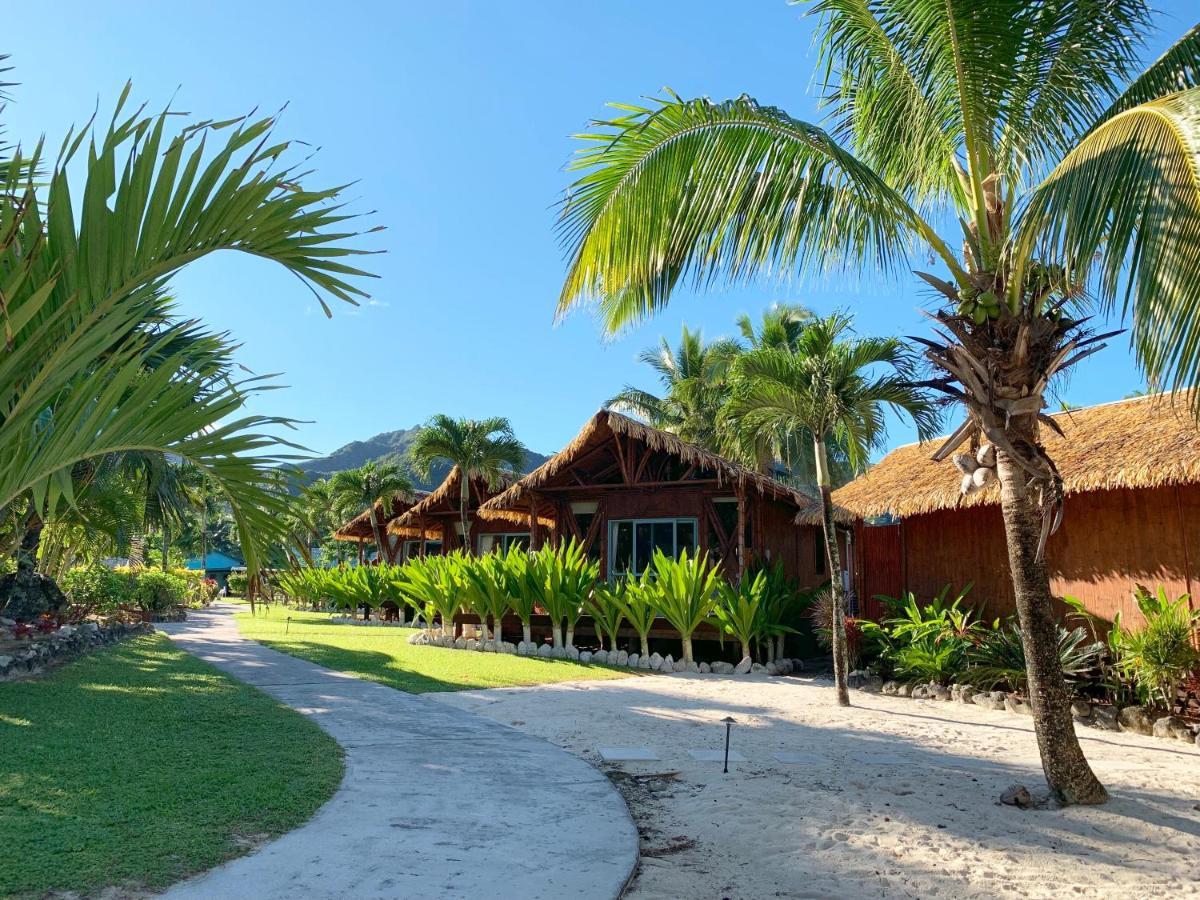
[0,634,342,899]
[235,606,634,693]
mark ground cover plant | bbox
[235,605,632,693]
[0,634,342,898]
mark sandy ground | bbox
[431,672,1200,899]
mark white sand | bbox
[431,673,1200,899]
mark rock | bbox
[649,652,664,671]
[637,654,651,670]
[777,659,793,675]
[670,657,686,673]
[454,637,467,649]
[988,690,1007,709]
[579,651,593,663]
[484,641,497,653]
[616,650,629,666]
[627,653,639,668]
[911,684,930,700]
[685,660,700,674]
[1153,715,1193,741]
[765,662,779,676]
[847,669,870,689]
[1092,705,1120,731]
[536,643,553,658]
[515,641,527,655]
[897,683,912,698]
[592,649,608,664]
[950,684,969,703]
[881,680,899,695]
[0,655,12,669]
[857,674,883,693]
[734,656,753,675]
[80,622,99,634]
[565,645,580,661]
[465,638,478,651]
[660,654,674,672]
[750,663,766,674]
[0,616,15,626]
[1118,705,1154,736]
[699,662,711,674]
[932,684,952,701]
[56,625,76,638]
[1000,784,1034,809]
[1196,730,1200,749]
[552,647,567,660]
[1004,694,1032,716]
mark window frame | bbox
[607,516,699,578]
[477,532,531,555]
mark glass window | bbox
[403,540,443,560]
[609,518,700,577]
[478,533,530,554]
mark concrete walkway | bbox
[158,605,638,900]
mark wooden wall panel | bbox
[860,485,1200,628]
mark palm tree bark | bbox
[995,440,1108,805]
[815,437,851,707]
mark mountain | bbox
[294,426,552,491]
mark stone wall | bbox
[0,620,154,681]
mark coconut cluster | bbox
[953,443,997,495]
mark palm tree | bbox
[724,312,939,704]
[0,77,374,611]
[607,326,741,452]
[329,462,412,564]
[552,2,1200,805]
[736,304,814,351]
[409,415,526,550]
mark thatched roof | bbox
[478,409,823,519]
[333,493,426,542]
[832,391,1200,519]
[389,466,530,533]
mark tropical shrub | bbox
[526,540,598,648]
[60,565,133,614]
[460,551,513,643]
[396,553,464,636]
[617,572,658,659]
[227,572,249,596]
[861,585,983,682]
[643,548,721,664]
[713,571,766,661]
[131,571,188,615]
[1112,585,1200,710]
[963,622,1104,692]
[587,581,627,652]
[808,588,866,670]
[501,547,537,644]
[755,562,806,660]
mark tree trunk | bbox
[681,634,693,663]
[640,634,650,658]
[816,438,850,707]
[16,515,42,579]
[566,623,575,648]
[369,508,385,567]
[522,622,532,644]
[776,634,786,662]
[995,443,1108,805]
[460,478,471,556]
[740,639,751,662]
[161,523,170,572]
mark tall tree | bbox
[724,312,939,704]
[0,75,375,617]
[553,1,1200,805]
[607,326,740,451]
[409,416,525,550]
[329,462,412,564]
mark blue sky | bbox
[7,2,1195,458]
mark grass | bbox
[0,634,342,898]
[235,606,634,693]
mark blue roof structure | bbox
[184,551,242,572]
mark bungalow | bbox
[477,410,829,588]
[832,392,1200,628]
[333,492,427,564]
[388,466,529,557]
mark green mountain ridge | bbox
[294,426,551,491]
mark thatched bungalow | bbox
[477,410,829,586]
[833,393,1200,627]
[388,466,536,556]
[333,493,432,564]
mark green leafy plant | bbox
[460,551,513,644]
[395,553,464,638]
[587,581,627,652]
[227,572,249,597]
[131,571,188,615]
[526,540,598,648]
[713,571,765,661]
[1112,585,1200,710]
[643,548,721,664]
[616,571,658,659]
[963,622,1104,692]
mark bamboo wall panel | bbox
[860,485,1200,628]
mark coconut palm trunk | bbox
[815,438,851,707]
[681,634,694,664]
[995,430,1107,804]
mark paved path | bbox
[158,605,638,900]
